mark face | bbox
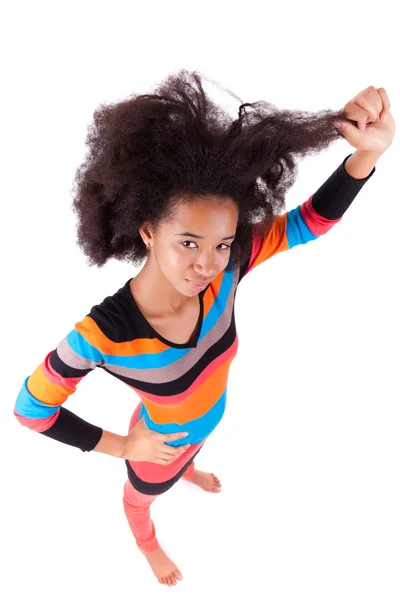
[142,196,239,296]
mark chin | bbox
[182,279,198,294]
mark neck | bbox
[130,258,193,316]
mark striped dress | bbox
[14,154,375,494]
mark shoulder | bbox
[84,279,135,342]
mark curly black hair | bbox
[71,69,350,272]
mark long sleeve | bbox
[14,304,115,452]
[238,153,376,282]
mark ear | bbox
[139,222,154,247]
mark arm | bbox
[344,149,383,179]
[92,429,127,458]
[238,152,376,282]
[14,304,123,455]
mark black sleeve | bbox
[311,153,376,220]
[39,407,103,452]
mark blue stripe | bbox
[286,205,319,249]
[199,268,234,342]
[15,377,60,419]
[66,329,104,363]
[139,389,227,446]
[69,332,186,370]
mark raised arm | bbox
[239,85,394,282]
[239,151,377,281]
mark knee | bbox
[123,481,148,512]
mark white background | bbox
[1,1,399,598]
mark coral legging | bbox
[122,461,195,552]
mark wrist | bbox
[92,429,127,459]
[344,149,384,180]
[120,435,128,460]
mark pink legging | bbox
[122,461,195,552]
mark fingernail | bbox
[333,121,342,128]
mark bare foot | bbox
[141,546,183,586]
[186,469,222,493]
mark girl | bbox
[14,71,394,586]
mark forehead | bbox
[166,196,238,229]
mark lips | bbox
[186,279,210,291]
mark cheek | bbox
[222,254,231,270]
[166,246,188,269]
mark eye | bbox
[181,241,231,250]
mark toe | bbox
[175,569,183,581]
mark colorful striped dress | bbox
[14,154,375,494]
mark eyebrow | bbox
[174,231,236,240]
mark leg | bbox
[122,479,183,586]
[122,479,159,552]
[182,460,195,480]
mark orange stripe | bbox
[75,316,169,356]
[139,354,235,424]
[203,271,224,318]
[27,363,76,406]
[128,337,170,355]
[252,214,289,269]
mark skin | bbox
[131,195,238,586]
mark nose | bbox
[193,252,218,278]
